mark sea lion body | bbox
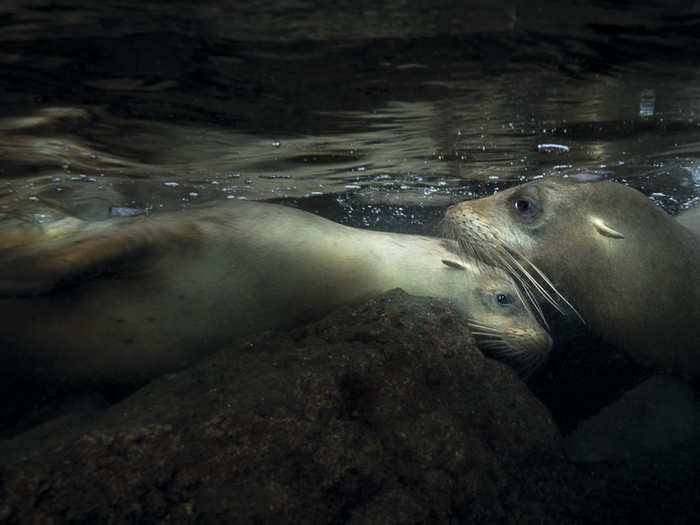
[677,203,700,233]
[444,179,700,379]
[0,201,550,386]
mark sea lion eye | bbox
[496,293,512,305]
[513,197,537,217]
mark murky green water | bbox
[1,0,699,227]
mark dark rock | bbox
[4,289,697,524]
[0,290,568,524]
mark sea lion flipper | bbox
[0,218,202,296]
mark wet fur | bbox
[0,201,551,387]
[444,179,700,379]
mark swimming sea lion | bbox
[0,200,551,388]
[443,178,700,379]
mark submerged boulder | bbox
[0,289,569,524]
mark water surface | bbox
[1,0,699,229]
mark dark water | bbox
[1,0,700,229]
[0,0,699,482]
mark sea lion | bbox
[677,203,700,234]
[443,178,700,379]
[0,200,551,388]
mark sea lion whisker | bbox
[503,347,535,357]
[512,250,585,323]
[460,240,537,299]
[479,342,508,351]
[473,338,505,348]
[446,218,576,326]
[477,338,504,345]
[507,279,543,331]
[471,326,549,378]
[466,320,502,332]
[492,348,543,377]
[456,239,495,271]
[466,325,507,346]
[489,256,551,330]
[499,251,566,315]
[470,332,507,339]
[468,326,503,336]
[477,235,582,323]
[487,244,571,327]
[462,240,538,298]
[485,347,539,373]
[467,322,507,340]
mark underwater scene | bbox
[0,1,699,523]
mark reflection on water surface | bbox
[1,0,699,225]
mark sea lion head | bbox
[441,180,583,323]
[443,178,652,247]
[448,260,553,376]
[441,178,696,349]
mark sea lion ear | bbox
[442,259,466,271]
[590,216,625,239]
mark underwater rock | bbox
[1,289,567,524]
[2,289,698,524]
